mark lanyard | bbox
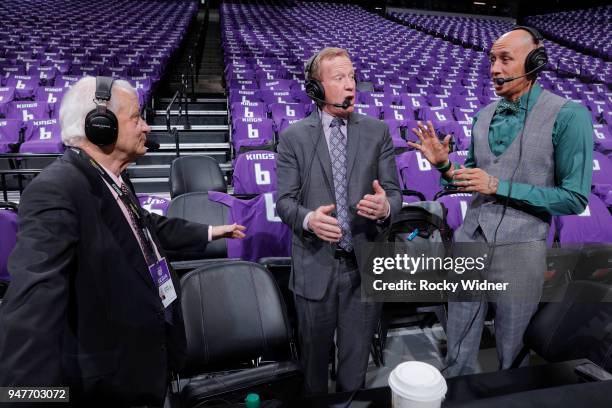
[71,147,158,259]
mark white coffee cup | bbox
[388,361,447,408]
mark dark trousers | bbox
[294,256,382,395]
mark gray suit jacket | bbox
[276,110,402,300]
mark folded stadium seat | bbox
[592,125,612,156]
[0,87,15,118]
[169,156,227,199]
[229,78,258,91]
[228,70,257,82]
[400,93,428,112]
[172,262,302,408]
[35,86,65,107]
[207,191,291,262]
[0,66,25,79]
[592,152,612,200]
[137,193,170,217]
[5,75,39,100]
[259,90,295,106]
[383,105,415,122]
[232,150,277,195]
[20,119,63,154]
[230,101,267,121]
[419,106,455,123]
[557,193,612,248]
[512,281,612,375]
[256,69,289,82]
[229,89,262,104]
[0,119,21,153]
[7,101,50,124]
[258,79,295,92]
[435,191,473,233]
[395,151,443,200]
[453,107,477,123]
[269,103,306,129]
[384,118,407,148]
[166,192,229,261]
[55,75,81,90]
[231,117,274,153]
[360,92,394,109]
[29,66,57,85]
[0,202,18,300]
[449,150,470,166]
[353,103,380,119]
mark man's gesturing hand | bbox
[308,204,342,243]
[211,223,247,240]
[357,180,389,220]
[407,120,451,167]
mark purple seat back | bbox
[21,119,64,153]
[0,208,18,282]
[558,194,612,244]
[232,117,274,152]
[233,150,277,194]
[137,194,170,216]
[395,151,442,200]
[436,193,473,232]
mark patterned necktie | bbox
[495,99,521,115]
[329,117,353,252]
[120,183,156,267]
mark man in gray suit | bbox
[276,47,402,394]
[409,27,593,377]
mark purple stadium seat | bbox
[400,93,428,111]
[5,75,40,100]
[35,86,65,106]
[0,87,15,118]
[230,101,267,120]
[207,191,291,261]
[593,125,612,155]
[384,119,406,148]
[0,207,18,283]
[0,119,22,153]
[360,92,394,108]
[137,194,170,216]
[259,90,295,105]
[7,101,50,123]
[449,150,470,166]
[592,152,612,200]
[558,194,612,245]
[453,107,477,123]
[420,106,455,122]
[395,150,442,200]
[232,150,277,194]
[20,119,64,153]
[353,103,380,119]
[276,117,302,134]
[229,89,262,104]
[270,103,305,129]
[383,105,414,122]
[436,192,473,233]
[232,117,274,152]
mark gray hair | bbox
[59,76,138,147]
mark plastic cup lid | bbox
[388,361,447,402]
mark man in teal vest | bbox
[409,26,593,377]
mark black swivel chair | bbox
[512,280,612,371]
[171,261,302,408]
[166,192,231,265]
[169,155,227,199]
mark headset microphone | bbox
[310,95,353,110]
[144,140,160,151]
[494,65,543,86]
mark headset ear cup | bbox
[85,108,119,146]
[305,78,325,103]
[525,47,548,79]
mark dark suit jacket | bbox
[276,110,402,300]
[0,148,210,406]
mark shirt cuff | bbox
[377,199,391,223]
[495,180,510,197]
[303,211,314,232]
[208,226,213,242]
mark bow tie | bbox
[495,99,521,115]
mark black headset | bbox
[304,51,326,103]
[84,76,119,146]
[511,25,548,80]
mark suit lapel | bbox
[65,149,157,292]
[346,113,361,184]
[307,110,335,199]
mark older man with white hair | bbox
[0,76,245,407]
